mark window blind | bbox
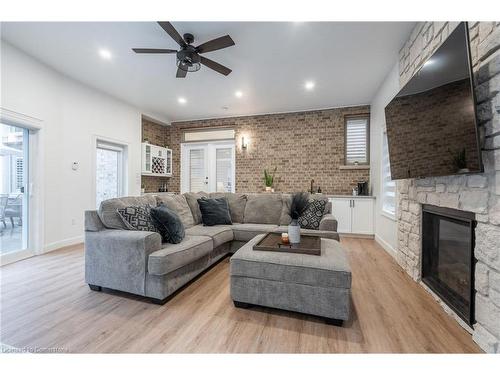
[345,118,368,164]
[189,149,206,192]
[216,148,233,192]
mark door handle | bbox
[352,199,355,208]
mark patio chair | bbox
[0,194,9,229]
[5,194,22,228]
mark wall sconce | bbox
[241,136,248,150]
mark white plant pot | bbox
[265,186,272,192]
[288,221,301,244]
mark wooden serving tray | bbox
[253,232,321,256]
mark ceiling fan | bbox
[132,22,235,78]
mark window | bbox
[183,128,235,142]
[382,129,396,218]
[345,116,369,165]
[95,140,126,208]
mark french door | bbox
[181,141,235,193]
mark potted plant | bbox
[263,167,277,192]
[288,192,309,244]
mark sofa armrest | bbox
[85,210,105,232]
[85,229,162,296]
[319,213,338,232]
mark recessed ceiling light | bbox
[98,49,112,60]
[178,97,187,104]
[304,81,315,91]
[235,91,243,98]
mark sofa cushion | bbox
[243,194,283,224]
[279,193,292,225]
[148,235,213,276]
[98,195,157,229]
[231,234,351,289]
[210,193,247,223]
[156,194,195,229]
[231,223,279,242]
[274,226,340,241]
[150,204,185,244]
[198,197,232,226]
[185,225,234,248]
[184,192,208,225]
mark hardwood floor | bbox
[0,237,481,353]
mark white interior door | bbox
[181,141,235,193]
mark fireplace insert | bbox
[422,204,476,327]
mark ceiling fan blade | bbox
[196,35,235,54]
[176,66,188,78]
[158,21,186,47]
[200,56,232,76]
[132,48,177,54]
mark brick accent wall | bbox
[141,118,170,192]
[165,106,370,194]
[396,22,500,353]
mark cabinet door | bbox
[165,149,172,175]
[142,143,151,173]
[351,199,374,235]
[330,198,352,233]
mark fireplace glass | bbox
[422,205,475,326]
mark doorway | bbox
[181,141,235,193]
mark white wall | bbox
[1,41,165,251]
[370,62,400,257]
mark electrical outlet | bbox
[71,218,76,226]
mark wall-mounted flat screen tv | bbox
[384,22,482,180]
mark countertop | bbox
[141,192,375,199]
[325,195,375,199]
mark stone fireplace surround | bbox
[396,22,500,353]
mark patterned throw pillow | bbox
[298,199,327,230]
[117,206,157,232]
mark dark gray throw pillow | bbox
[298,199,327,230]
[150,204,185,244]
[197,197,232,226]
[117,206,157,232]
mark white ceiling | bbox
[1,22,415,123]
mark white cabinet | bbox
[141,143,172,177]
[331,198,352,233]
[330,197,374,235]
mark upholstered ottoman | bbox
[230,234,351,325]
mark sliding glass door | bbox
[0,123,29,255]
[181,141,235,193]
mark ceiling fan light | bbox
[177,59,201,72]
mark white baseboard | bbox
[43,235,84,253]
[375,234,397,259]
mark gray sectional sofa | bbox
[84,192,339,304]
